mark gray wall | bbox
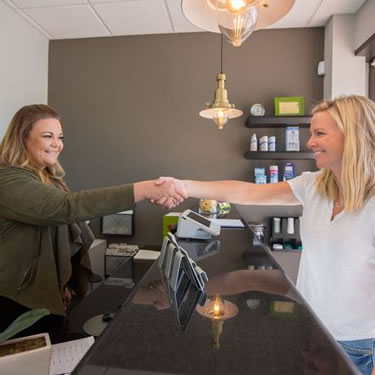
[48,28,323,246]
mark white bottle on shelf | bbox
[287,217,295,234]
[259,136,268,151]
[268,136,276,151]
[250,133,258,151]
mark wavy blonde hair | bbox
[313,95,375,211]
[0,104,67,189]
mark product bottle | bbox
[287,217,295,234]
[273,217,281,233]
[250,133,258,151]
[259,135,268,151]
[283,162,296,181]
[269,165,278,183]
[268,136,276,151]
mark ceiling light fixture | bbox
[215,0,258,47]
[199,33,242,129]
[183,0,296,47]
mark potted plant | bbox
[0,309,51,375]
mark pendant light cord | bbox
[220,33,223,74]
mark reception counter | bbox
[73,214,360,375]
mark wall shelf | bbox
[244,151,314,160]
[272,250,301,253]
[246,116,311,128]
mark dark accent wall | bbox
[48,28,324,246]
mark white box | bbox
[88,238,107,281]
[285,126,300,151]
[0,333,51,375]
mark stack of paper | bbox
[210,219,245,228]
[49,336,95,375]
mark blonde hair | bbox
[313,95,375,211]
[0,104,67,189]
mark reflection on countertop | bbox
[73,213,359,375]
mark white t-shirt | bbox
[288,171,375,340]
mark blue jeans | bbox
[338,339,375,375]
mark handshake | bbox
[135,177,188,210]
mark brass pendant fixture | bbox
[199,34,242,129]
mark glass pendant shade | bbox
[182,0,296,36]
[213,110,229,129]
[216,0,258,47]
[199,73,242,130]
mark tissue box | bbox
[0,333,51,375]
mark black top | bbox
[73,216,359,375]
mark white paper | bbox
[117,210,134,215]
[49,336,95,375]
[134,249,160,260]
[211,219,245,228]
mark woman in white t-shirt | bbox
[156,95,375,375]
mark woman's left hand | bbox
[62,286,72,311]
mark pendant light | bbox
[182,0,296,46]
[216,0,258,47]
[199,34,242,129]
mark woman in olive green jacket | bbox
[0,104,187,339]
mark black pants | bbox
[0,296,66,343]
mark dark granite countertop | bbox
[73,214,360,375]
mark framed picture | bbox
[274,96,304,116]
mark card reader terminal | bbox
[176,209,221,239]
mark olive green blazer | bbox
[0,167,134,316]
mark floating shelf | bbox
[246,116,311,128]
[271,250,301,253]
[244,151,314,160]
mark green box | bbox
[274,96,304,116]
[162,212,181,239]
[269,300,298,319]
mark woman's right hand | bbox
[134,179,188,209]
[152,177,187,209]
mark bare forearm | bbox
[183,180,299,205]
[205,270,290,297]
[133,181,153,202]
[183,180,251,203]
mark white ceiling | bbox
[3,0,368,40]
